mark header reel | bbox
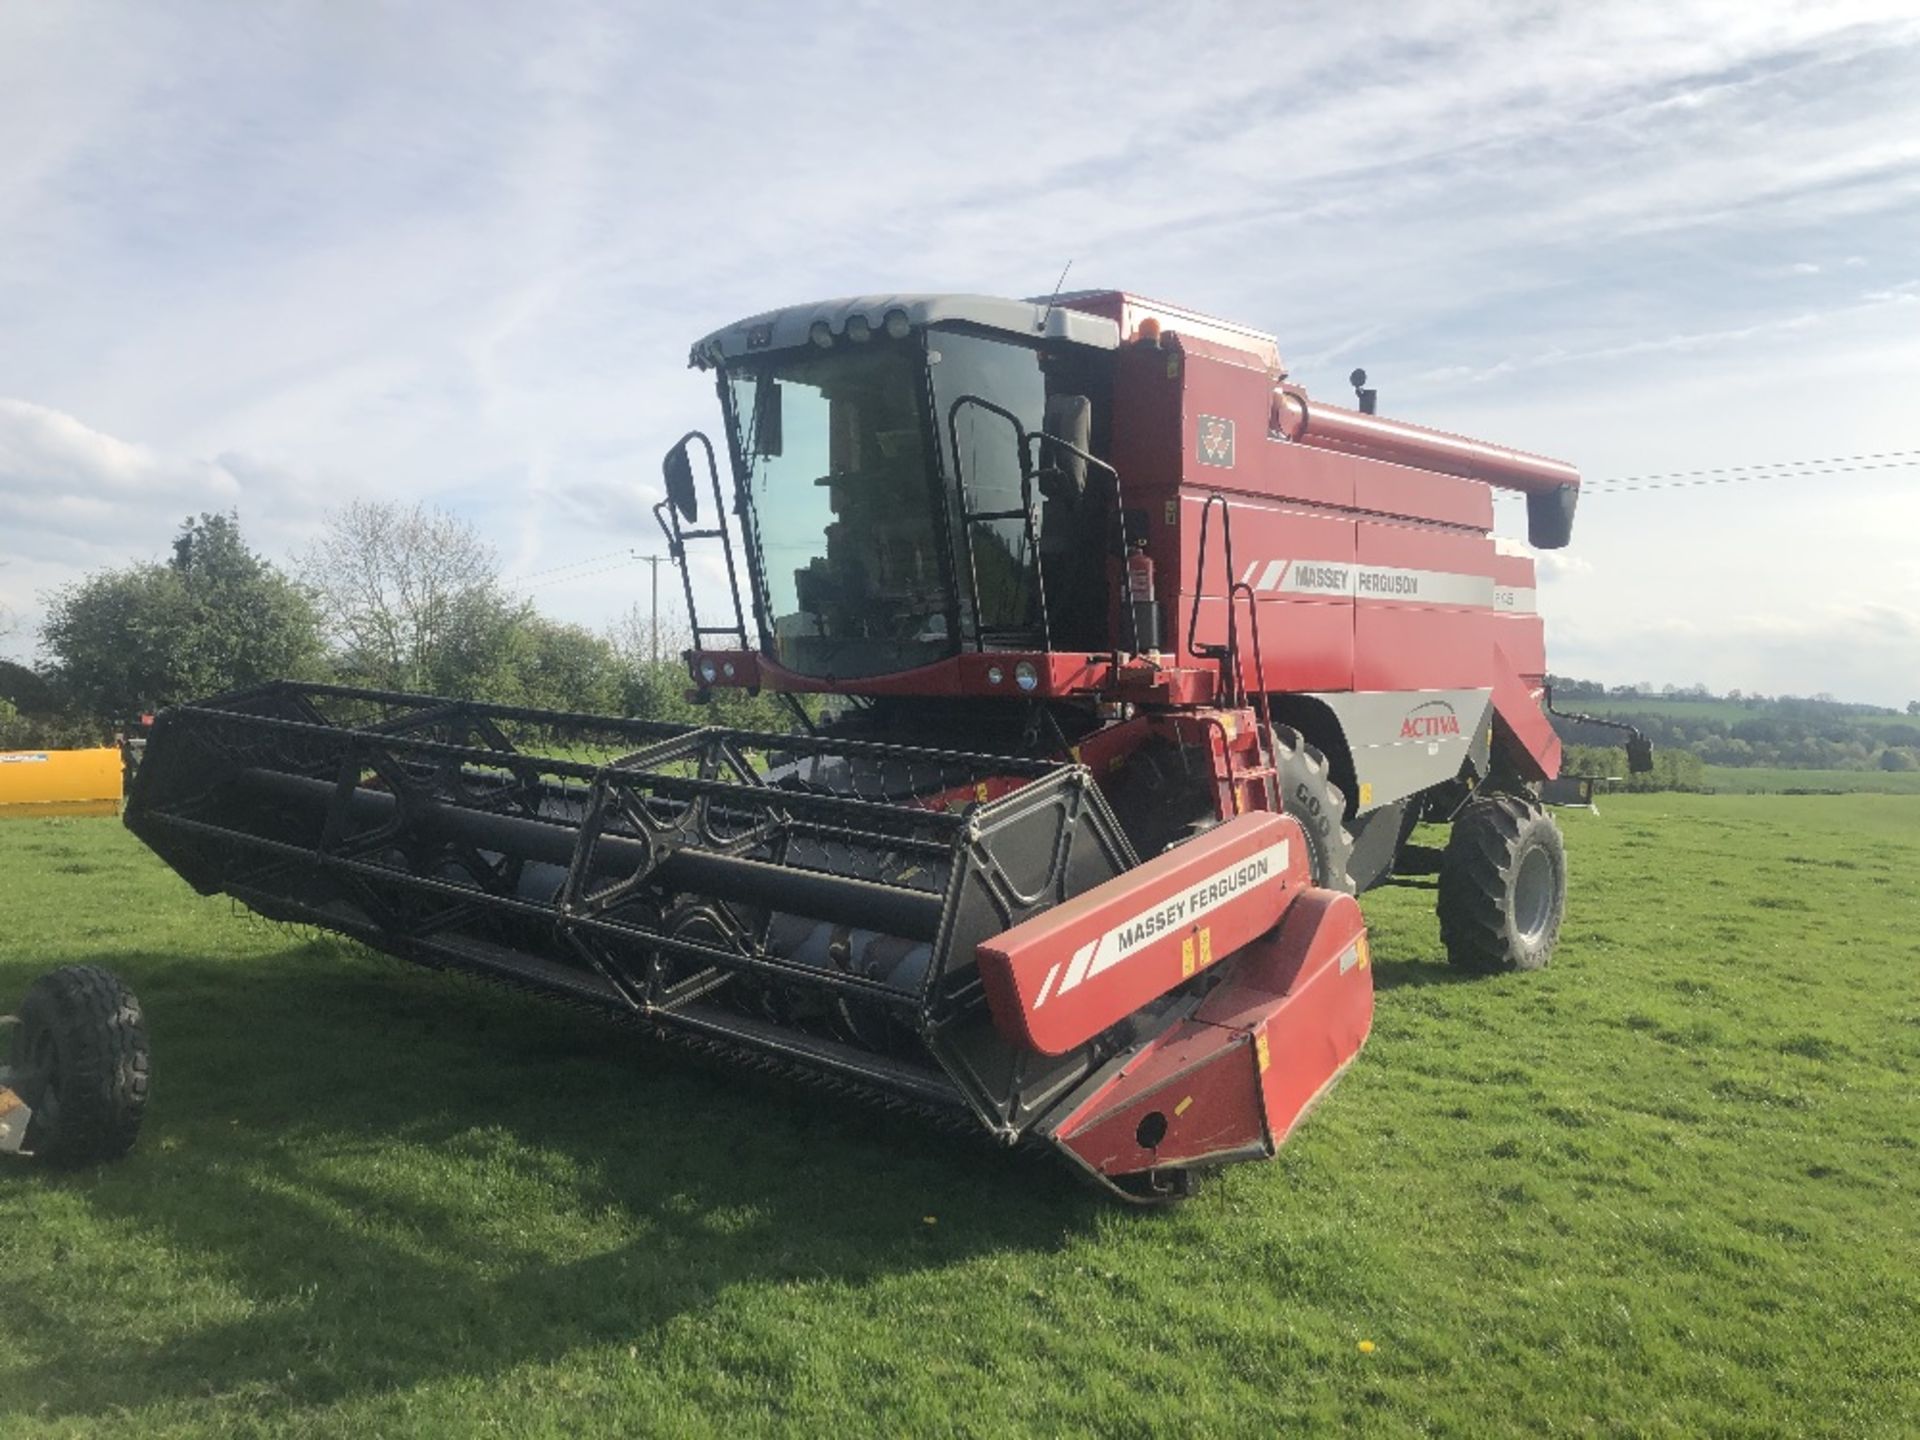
[127,682,1375,1197]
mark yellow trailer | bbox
[0,747,123,818]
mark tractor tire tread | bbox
[1269,723,1356,894]
[1437,792,1566,973]
[17,964,150,1165]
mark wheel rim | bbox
[1512,843,1556,943]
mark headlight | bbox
[1014,661,1039,692]
[985,665,1004,686]
[884,308,911,339]
[722,661,736,678]
[809,320,833,349]
[698,659,718,683]
[845,315,871,343]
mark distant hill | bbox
[1546,677,1920,775]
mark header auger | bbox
[130,288,1636,1197]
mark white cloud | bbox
[0,398,341,653]
[1536,553,1596,581]
[1,397,236,503]
[1557,603,1920,704]
[0,397,245,555]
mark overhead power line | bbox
[1585,448,1920,493]
[1585,455,1920,496]
[522,554,640,591]
[506,548,635,584]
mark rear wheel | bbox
[1438,792,1566,972]
[11,966,151,1164]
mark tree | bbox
[0,659,56,713]
[605,603,795,731]
[41,513,323,719]
[1908,700,1919,716]
[300,500,524,696]
[496,616,626,714]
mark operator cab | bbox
[667,295,1122,682]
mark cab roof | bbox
[690,293,1121,368]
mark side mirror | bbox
[662,445,699,523]
[752,378,784,458]
[1037,393,1091,501]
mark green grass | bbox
[1703,765,1920,795]
[3,801,1917,1437]
[1563,697,1760,725]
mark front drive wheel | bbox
[1438,793,1566,972]
[1270,724,1356,893]
[8,966,151,1164]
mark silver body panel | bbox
[1308,688,1495,812]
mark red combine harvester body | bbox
[128,289,1613,1199]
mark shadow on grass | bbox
[4,939,1104,1421]
[1368,953,1478,992]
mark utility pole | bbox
[638,554,667,664]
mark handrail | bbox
[1186,492,1279,808]
[1019,429,1139,650]
[945,394,1052,651]
[1187,491,1243,705]
[655,430,750,654]
[1227,577,1278,809]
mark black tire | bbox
[1270,724,1356,893]
[12,965,151,1165]
[1437,792,1566,972]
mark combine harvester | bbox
[125,291,1642,1197]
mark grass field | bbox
[3,799,1917,1437]
[1702,766,1920,796]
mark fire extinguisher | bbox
[1125,542,1155,603]
[1125,541,1161,653]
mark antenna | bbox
[1038,259,1075,333]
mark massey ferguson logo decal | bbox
[1237,559,1497,609]
[1197,415,1235,467]
[1033,841,1288,1008]
[1359,571,1420,597]
[1292,563,1348,593]
[1400,700,1462,741]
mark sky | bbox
[3,1,1918,706]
